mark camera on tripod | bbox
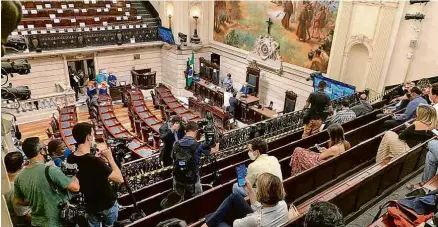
[197,112,218,147]
[107,137,135,166]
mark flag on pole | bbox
[187,51,195,87]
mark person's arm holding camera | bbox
[101,148,124,184]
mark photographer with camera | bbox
[172,121,218,200]
[160,116,186,167]
[13,137,80,227]
[67,122,123,227]
[46,139,76,170]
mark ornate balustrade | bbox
[28,27,159,52]
[1,90,76,123]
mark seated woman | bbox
[376,105,436,165]
[290,123,351,176]
[201,173,298,227]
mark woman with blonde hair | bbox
[201,173,298,227]
[376,104,436,165]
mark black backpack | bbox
[172,141,199,184]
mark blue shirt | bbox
[178,136,211,169]
[240,86,251,95]
[395,96,427,121]
[108,74,117,87]
[95,73,107,84]
[223,77,233,89]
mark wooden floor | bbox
[19,101,162,144]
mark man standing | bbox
[5,152,31,226]
[329,100,356,125]
[383,86,427,129]
[222,73,233,90]
[172,121,217,200]
[228,92,239,116]
[68,122,123,227]
[303,81,333,138]
[296,5,308,41]
[160,116,186,167]
[232,137,282,197]
[223,87,232,112]
[14,137,80,227]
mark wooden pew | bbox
[118,113,395,223]
[58,105,78,149]
[95,94,156,160]
[286,138,433,227]
[125,88,163,148]
[155,84,201,122]
[117,107,386,207]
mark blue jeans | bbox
[86,201,119,227]
[205,192,253,227]
[232,183,248,197]
[423,140,438,182]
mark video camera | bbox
[197,112,220,147]
[107,137,135,166]
[2,59,31,75]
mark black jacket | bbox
[159,122,186,163]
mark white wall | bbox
[8,56,67,96]
[385,1,438,86]
[96,47,163,84]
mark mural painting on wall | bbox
[213,0,339,73]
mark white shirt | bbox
[434,103,438,117]
[224,91,232,107]
[247,154,283,190]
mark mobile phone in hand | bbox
[236,164,247,187]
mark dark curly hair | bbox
[248,137,268,154]
[305,201,345,227]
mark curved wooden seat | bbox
[117,111,399,223]
[155,84,201,122]
[95,94,156,160]
[125,88,163,148]
[286,137,432,227]
[117,106,388,207]
[58,105,78,150]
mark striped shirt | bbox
[331,108,356,125]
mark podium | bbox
[131,68,156,89]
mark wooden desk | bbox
[249,106,277,123]
[193,78,260,123]
[189,97,231,130]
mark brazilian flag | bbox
[187,51,194,87]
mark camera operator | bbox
[160,115,186,167]
[68,122,123,227]
[46,139,77,174]
[172,121,218,200]
[13,137,80,227]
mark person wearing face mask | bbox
[67,122,123,227]
[232,137,282,197]
[46,139,78,177]
[13,137,80,227]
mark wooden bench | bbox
[285,138,433,227]
[116,107,387,207]
[118,113,402,224]
[155,84,201,122]
[125,88,163,149]
[94,94,156,160]
[58,105,78,150]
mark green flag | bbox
[187,51,195,87]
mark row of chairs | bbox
[155,84,201,122]
[19,15,143,29]
[22,0,131,10]
[22,7,137,19]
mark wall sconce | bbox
[167,7,173,30]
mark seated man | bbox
[305,201,345,227]
[232,137,282,197]
[240,82,252,96]
[383,86,427,129]
[222,73,233,90]
[351,93,373,117]
[107,73,117,87]
[95,69,108,84]
[329,100,356,125]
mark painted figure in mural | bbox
[312,6,327,40]
[281,1,294,30]
[317,48,329,73]
[296,4,309,41]
[310,50,323,72]
[304,52,314,69]
[306,4,313,41]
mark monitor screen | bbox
[158,26,175,45]
[248,74,257,87]
[313,74,355,100]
